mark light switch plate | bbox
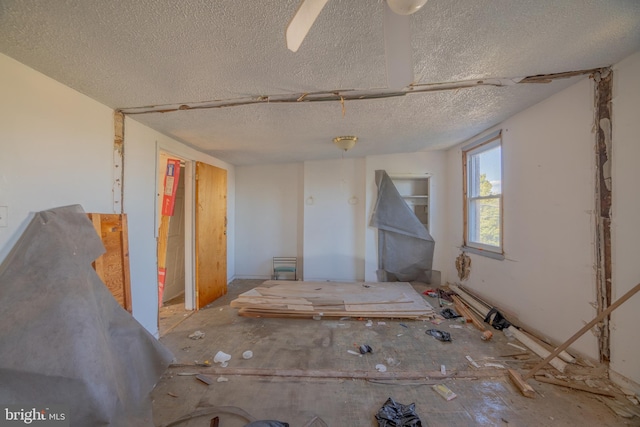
[0,206,7,227]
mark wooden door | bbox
[195,162,227,309]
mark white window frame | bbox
[462,130,504,259]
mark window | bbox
[463,131,503,257]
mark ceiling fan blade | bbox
[383,1,414,89]
[286,0,330,52]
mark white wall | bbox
[610,51,640,390]
[303,158,366,281]
[448,64,640,381]
[0,53,113,263]
[235,155,448,284]
[0,53,235,337]
[446,77,599,359]
[234,163,302,279]
[124,118,235,334]
[364,151,449,283]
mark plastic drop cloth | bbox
[0,205,174,426]
[370,170,435,283]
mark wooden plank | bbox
[454,284,576,363]
[508,369,535,398]
[195,162,227,309]
[452,295,485,330]
[239,308,426,319]
[534,375,616,398]
[88,213,132,312]
[169,366,507,381]
[522,282,640,381]
[450,284,569,371]
[231,281,434,319]
[509,327,567,373]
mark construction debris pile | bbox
[448,283,640,418]
[230,280,435,319]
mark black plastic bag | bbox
[426,329,451,342]
[375,397,422,427]
[440,308,461,319]
[245,421,289,427]
[483,308,511,330]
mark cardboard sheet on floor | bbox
[0,205,173,426]
[231,280,435,319]
[370,170,435,283]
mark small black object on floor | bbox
[426,329,452,342]
[375,397,422,427]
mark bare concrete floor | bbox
[159,293,194,336]
[152,280,638,426]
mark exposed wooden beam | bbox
[118,68,606,116]
[113,111,125,214]
[593,68,613,363]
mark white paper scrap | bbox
[507,342,527,351]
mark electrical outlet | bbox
[0,206,7,227]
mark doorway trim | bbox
[156,144,196,311]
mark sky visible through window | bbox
[478,146,501,194]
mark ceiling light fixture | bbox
[333,136,358,151]
[386,0,428,15]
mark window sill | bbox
[461,246,505,260]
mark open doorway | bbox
[157,152,194,335]
[156,152,228,335]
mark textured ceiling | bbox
[1,0,639,165]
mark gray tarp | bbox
[0,205,173,426]
[370,170,435,283]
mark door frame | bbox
[156,147,196,310]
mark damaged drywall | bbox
[113,110,125,213]
[455,252,472,281]
[593,68,613,363]
[0,205,173,426]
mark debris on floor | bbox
[195,374,214,385]
[432,384,457,401]
[440,308,461,319]
[465,355,481,368]
[359,344,373,354]
[426,329,451,342]
[245,421,289,427]
[449,282,640,405]
[188,330,205,340]
[213,350,231,367]
[230,280,435,319]
[153,279,639,426]
[375,397,422,427]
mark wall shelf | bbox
[390,175,430,229]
